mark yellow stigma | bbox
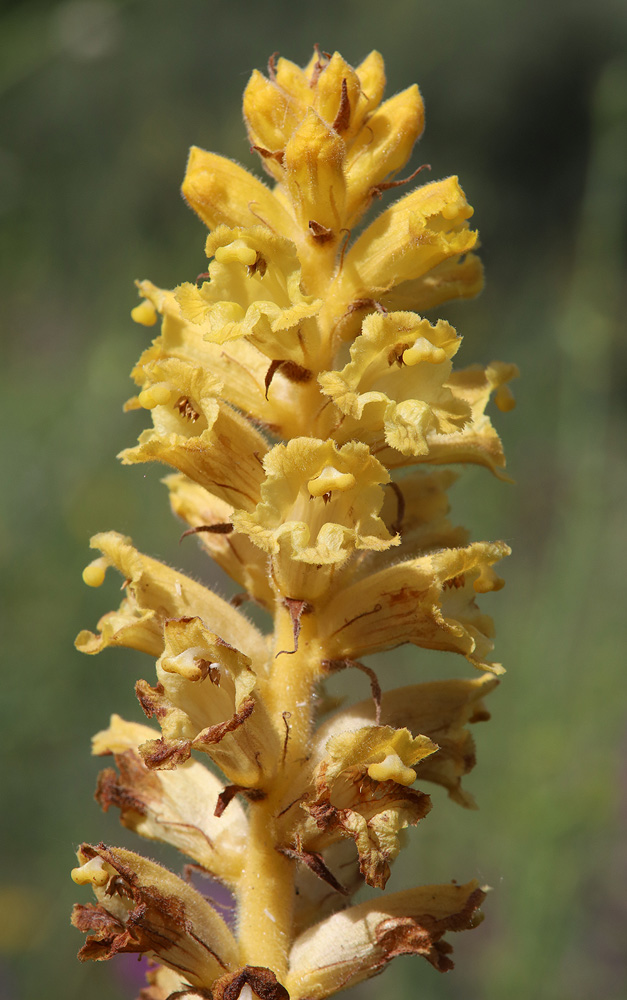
[138,382,173,409]
[82,557,108,587]
[495,383,516,412]
[403,338,447,366]
[474,563,505,593]
[307,466,356,497]
[367,753,417,786]
[71,857,109,887]
[214,240,258,266]
[131,299,158,326]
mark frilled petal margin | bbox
[71,844,239,988]
[285,881,486,999]
[319,311,469,458]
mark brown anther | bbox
[308,220,334,244]
[193,658,221,684]
[387,343,410,367]
[174,395,200,422]
[196,270,211,285]
[247,251,268,277]
[444,574,466,590]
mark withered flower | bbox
[73,48,515,1000]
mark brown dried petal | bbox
[211,965,290,1000]
[286,881,486,999]
[72,844,238,988]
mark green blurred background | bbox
[1,1,626,998]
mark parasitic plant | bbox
[71,48,517,1000]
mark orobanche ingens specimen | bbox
[72,49,517,1000]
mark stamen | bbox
[495,383,516,412]
[175,395,201,422]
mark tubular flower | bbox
[73,48,516,1000]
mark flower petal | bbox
[344,85,425,227]
[319,311,470,457]
[321,541,510,671]
[286,880,486,998]
[182,146,295,236]
[75,532,267,664]
[175,226,322,365]
[92,714,248,882]
[324,175,478,331]
[120,357,268,511]
[165,474,275,611]
[132,279,302,436]
[135,616,277,788]
[232,438,398,599]
[291,726,436,888]
[316,674,498,808]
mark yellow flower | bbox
[176,226,322,365]
[73,48,516,999]
[319,310,470,457]
[290,725,436,888]
[77,531,267,662]
[232,437,398,598]
[93,714,248,882]
[135,616,276,788]
[71,845,240,983]
[286,881,485,997]
[121,357,268,510]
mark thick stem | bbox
[237,798,294,979]
[237,603,323,979]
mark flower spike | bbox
[73,48,515,1000]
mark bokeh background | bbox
[1,1,626,998]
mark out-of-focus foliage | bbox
[1,2,625,999]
